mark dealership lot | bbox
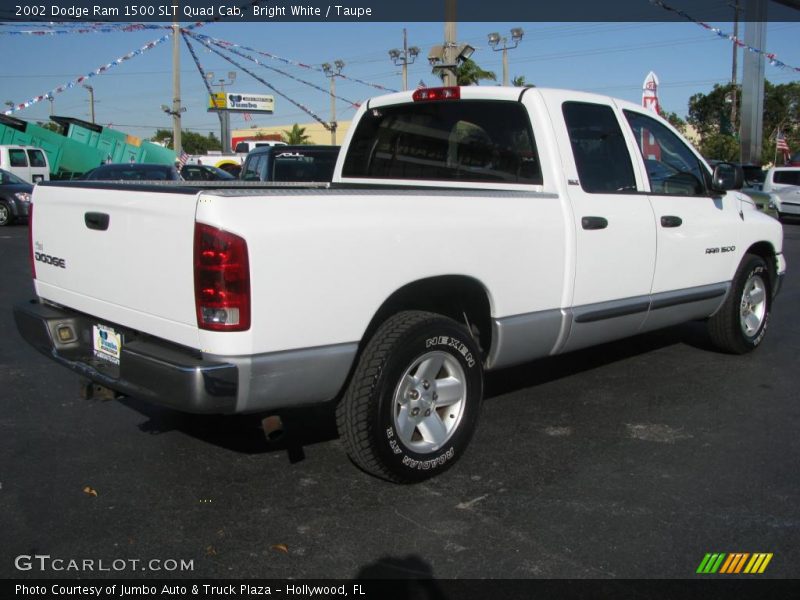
[1,222,799,579]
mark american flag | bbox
[417,80,427,89]
[776,132,790,155]
[243,112,252,122]
[176,150,189,168]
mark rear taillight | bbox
[194,222,250,332]
[412,87,460,102]
[28,203,36,279]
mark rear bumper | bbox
[14,300,358,415]
[14,300,238,414]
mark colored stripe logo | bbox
[696,553,773,574]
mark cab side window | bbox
[562,102,637,194]
[624,110,707,196]
[27,149,47,167]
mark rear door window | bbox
[9,149,28,167]
[343,100,542,184]
[774,171,800,185]
[562,102,637,193]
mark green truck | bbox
[0,114,175,179]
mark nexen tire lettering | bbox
[34,253,66,268]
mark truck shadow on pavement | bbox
[120,320,715,458]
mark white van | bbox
[762,166,800,193]
[0,146,50,183]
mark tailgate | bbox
[31,183,201,349]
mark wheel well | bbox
[361,276,493,358]
[744,242,777,287]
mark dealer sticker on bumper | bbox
[93,324,122,365]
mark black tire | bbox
[336,310,483,483]
[708,254,771,354]
[0,201,12,227]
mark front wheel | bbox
[708,254,772,354]
[336,311,483,483]
[0,202,12,227]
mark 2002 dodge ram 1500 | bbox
[15,86,785,483]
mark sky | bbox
[0,18,798,141]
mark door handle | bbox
[660,215,683,228]
[85,212,110,231]
[581,216,608,230]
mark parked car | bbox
[0,168,33,226]
[789,152,800,167]
[0,145,50,184]
[762,166,800,221]
[240,145,339,182]
[81,163,182,181]
[180,163,236,181]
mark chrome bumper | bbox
[14,300,358,414]
[14,300,237,414]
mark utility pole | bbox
[322,60,344,145]
[730,0,740,135]
[171,1,182,155]
[83,85,95,123]
[389,29,420,91]
[443,0,457,87]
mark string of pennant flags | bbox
[1,32,173,116]
[188,32,399,93]
[651,0,800,74]
[189,31,333,128]
[186,31,362,109]
[0,22,168,35]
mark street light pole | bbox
[206,71,236,153]
[488,28,524,86]
[389,29,420,91]
[323,60,344,145]
[83,84,95,123]
[171,2,182,155]
[443,0,457,87]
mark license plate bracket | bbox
[92,324,122,365]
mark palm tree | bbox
[512,75,535,87]
[438,59,497,86]
[282,124,312,145]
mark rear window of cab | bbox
[342,100,542,185]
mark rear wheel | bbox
[336,311,483,483]
[0,201,12,226]
[708,254,771,354]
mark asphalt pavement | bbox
[1,221,799,580]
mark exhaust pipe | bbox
[261,415,284,442]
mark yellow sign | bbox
[209,92,227,109]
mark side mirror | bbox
[710,162,744,192]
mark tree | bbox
[698,133,740,162]
[437,59,497,86]
[661,111,687,135]
[282,123,312,145]
[36,121,61,133]
[687,80,800,162]
[512,75,534,87]
[151,129,222,154]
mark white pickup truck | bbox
[15,86,785,483]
